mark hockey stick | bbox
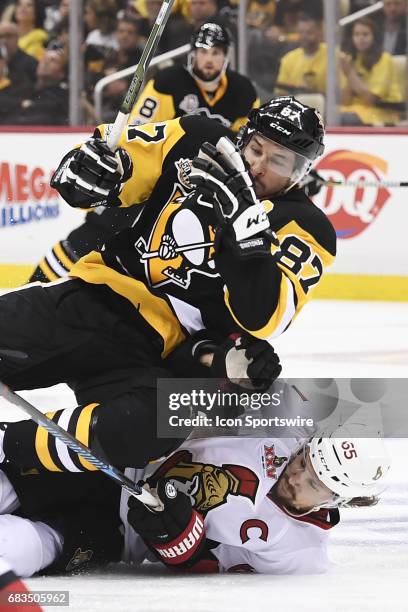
[0,383,163,510]
[106,0,175,150]
[135,238,214,260]
[318,177,408,189]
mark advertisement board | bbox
[1,128,407,299]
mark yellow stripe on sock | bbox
[75,403,100,471]
[35,411,62,472]
[53,242,76,271]
[39,259,59,281]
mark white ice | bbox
[1,299,407,612]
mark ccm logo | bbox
[341,441,358,459]
[157,514,204,559]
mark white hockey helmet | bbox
[308,423,390,504]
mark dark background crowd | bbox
[0,0,407,126]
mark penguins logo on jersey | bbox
[151,450,259,514]
[135,187,218,289]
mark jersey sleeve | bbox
[230,96,260,133]
[130,78,177,124]
[216,195,336,342]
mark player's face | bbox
[193,47,226,80]
[352,23,374,53]
[275,446,335,513]
[243,135,296,197]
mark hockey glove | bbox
[211,334,282,392]
[189,137,278,257]
[127,478,206,569]
[51,138,132,207]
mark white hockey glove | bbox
[51,138,132,206]
[211,334,282,392]
[189,137,278,257]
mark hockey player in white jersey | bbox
[0,423,390,576]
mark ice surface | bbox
[1,299,407,611]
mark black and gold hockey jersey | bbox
[130,65,260,132]
[29,69,259,284]
[58,116,336,359]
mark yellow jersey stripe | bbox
[69,251,186,357]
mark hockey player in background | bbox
[131,23,260,131]
[0,424,390,576]
[0,97,335,475]
[29,22,259,285]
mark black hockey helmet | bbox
[191,23,231,52]
[237,96,325,187]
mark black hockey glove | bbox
[300,168,325,197]
[127,479,206,569]
[51,138,132,207]
[189,137,278,258]
[211,333,282,392]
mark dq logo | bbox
[314,150,390,239]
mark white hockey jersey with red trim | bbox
[121,437,339,574]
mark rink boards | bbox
[0,126,407,300]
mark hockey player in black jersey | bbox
[0,97,336,475]
[29,23,259,285]
[131,23,260,131]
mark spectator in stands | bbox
[46,0,70,41]
[84,0,119,96]
[100,15,145,122]
[13,0,48,60]
[380,0,407,55]
[47,12,68,53]
[265,0,322,44]
[340,17,403,125]
[159,0,223,52]
[84,0,119,55]
[275,15,327,95]
[0,21,37,93]
[246,0,276,30]
[2,47,68,124]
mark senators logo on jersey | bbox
[151,450,259,514]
